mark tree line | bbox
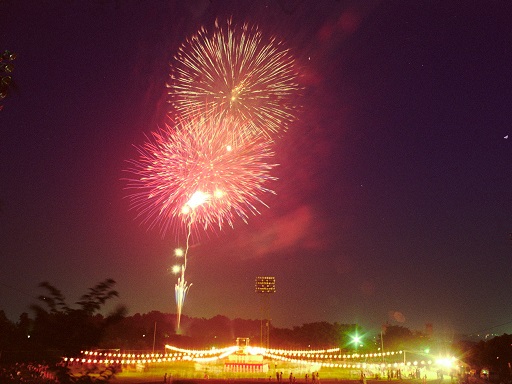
[1,279,512,381]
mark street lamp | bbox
[349,330,364,351]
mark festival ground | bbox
[107,364,472,384]
[114,378,473,384]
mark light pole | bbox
[152,321,157,353]
[255,276,275,349]
[381,330,385,362]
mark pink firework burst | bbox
[124,113,277,237]
[168,18,301,138]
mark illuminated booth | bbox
[224,338,268,373]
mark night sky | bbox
[1,0,511,338]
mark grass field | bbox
[108,360,445,384]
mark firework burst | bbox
[124,113,277,238]
[168,18,301,138]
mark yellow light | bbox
[436,357,454,368]
[187,191,209,208]
[175,248,184,257]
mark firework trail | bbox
[168,18,301,138]
[125,113,278,328]
[127,18,301,330]
[125,113,277,237]
[173,225,192,330]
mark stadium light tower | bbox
[255,276,275,349]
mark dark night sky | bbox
[1,0,511,338]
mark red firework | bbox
[124,113,277,237]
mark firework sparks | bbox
[174,274,191,330]
[124,113,278,237]
[125,110,278,331]
[168,18,301,138]
[127,18,303,330]
[173,245,191,330]
[172,224,193,330]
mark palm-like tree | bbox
[30,278,126,356]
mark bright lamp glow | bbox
[186,191,209,209]
[436,357,455,368]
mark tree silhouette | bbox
[30,279,126,356]
[76,278,120,316]
[381,325,414,350]
[0,50,16,111]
